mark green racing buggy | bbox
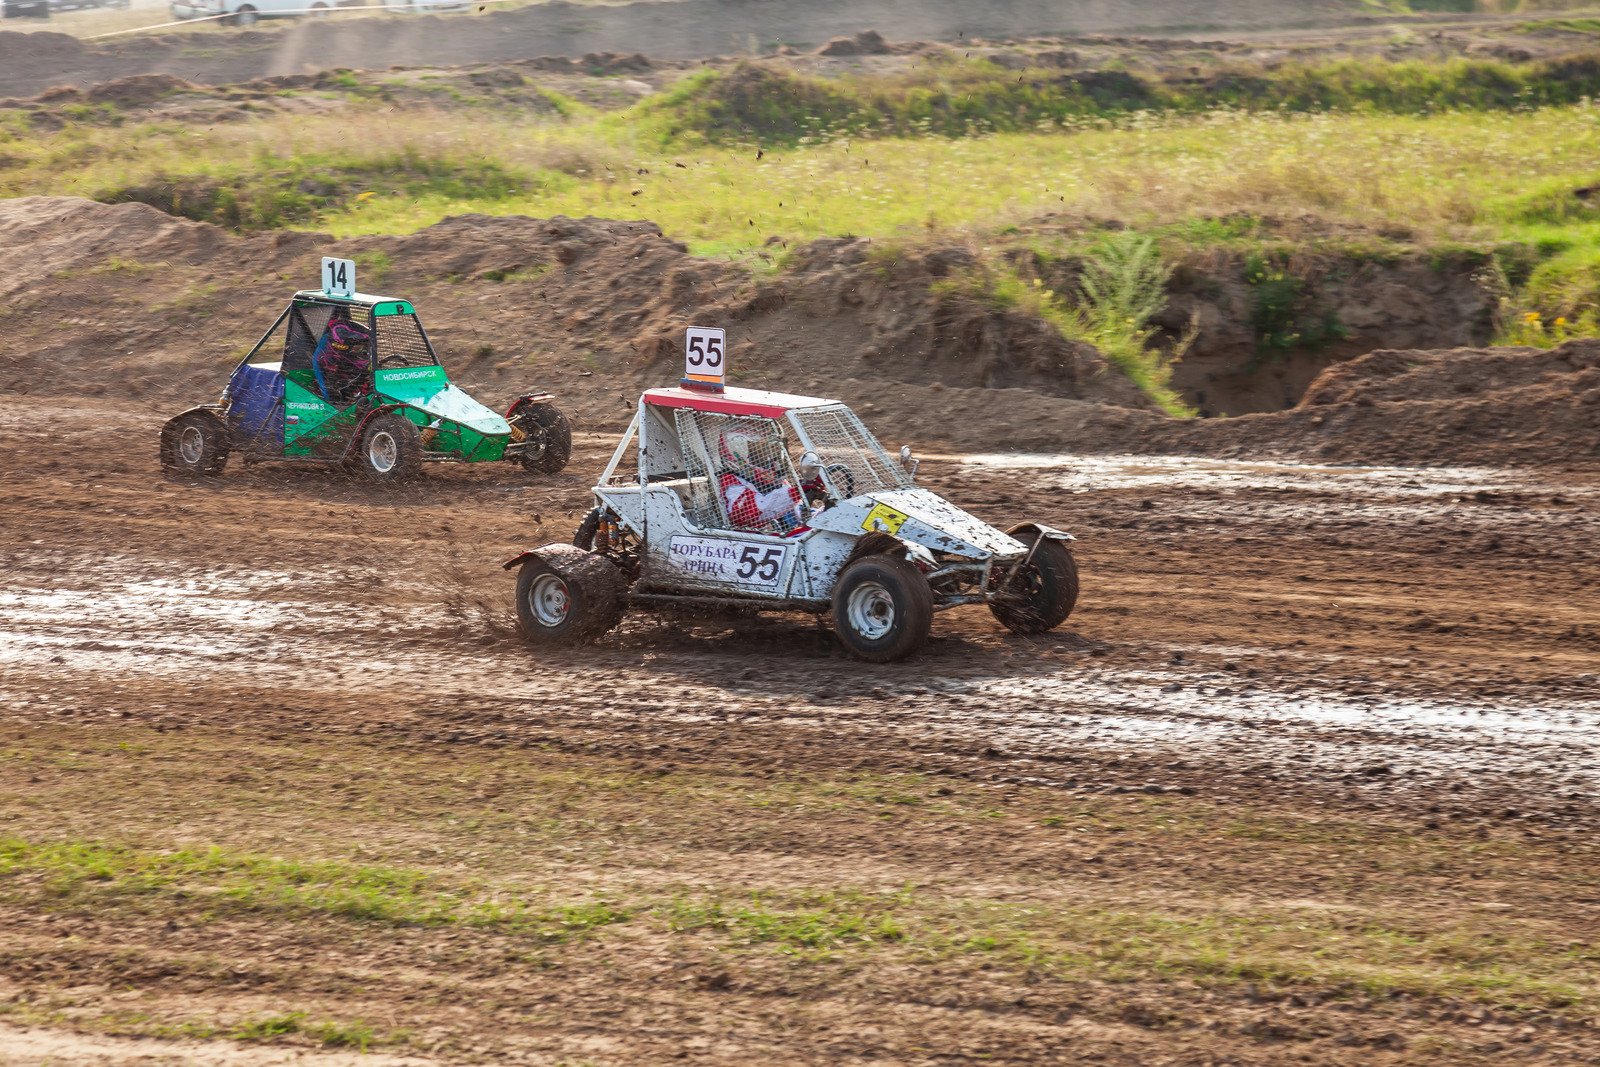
[159,269,570,482]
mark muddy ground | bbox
[1,397,1597,1063]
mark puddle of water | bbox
[958,453,1589,499]
[4,546,1597,799]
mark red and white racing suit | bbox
[718,469,803,531]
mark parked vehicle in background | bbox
[48,0,131,12]
[1,0,52,20]
[380,0,470,13]
[170,0,351,26]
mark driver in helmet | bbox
[717,427,805,533]
[312,317,373,405]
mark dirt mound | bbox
[83,73,198,108]
[816,30,895,57]
[1146,342,1600,466]
[3,196,1595,468]
[0,196,1142,423]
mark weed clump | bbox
[643,54,1600,147]
[100,149,539,231]
[933,235,1194,417]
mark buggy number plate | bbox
[321,257,356,299]
[667,535,789,590]
[683,326,725,388]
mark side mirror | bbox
[899,445,919,479]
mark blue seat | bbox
[227,362,285,449]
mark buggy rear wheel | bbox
[510,401,572,475]
[989,535,1079,635]
[356,413,422,483]
[160,412,230,478]
[515,544,625,646]
[229,4,258,25]
[831,554,933,663]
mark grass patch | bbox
[9,68,1600,340]
[5,833,1589,1011]
[231,1011,392,1050]
[0,836,630,940]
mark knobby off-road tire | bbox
[831,554,934,663]
[515,543,626,646]
[573,506,602,549]
[356,413,423,483]
[511,402,572,475]
[990,535,1079,635]
[160,412,231,478]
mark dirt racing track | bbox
[4,402,1597,813]
[2,191,1600,1061]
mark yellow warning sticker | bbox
[861,502,910,534]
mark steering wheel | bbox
[376,355,410,369]
[825,463,857,500]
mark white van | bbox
[170,0,331,25]
[170,0,460,24]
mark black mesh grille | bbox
[374,315,437,369]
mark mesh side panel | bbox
[674,409,803,533]
[792,407,911,497]
[374,314,437,369]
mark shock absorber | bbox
[595,514,613,554]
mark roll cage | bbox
[598,389,911,532]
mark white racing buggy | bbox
[502,333,1078,661]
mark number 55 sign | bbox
[683,326,725,390]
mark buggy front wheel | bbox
[356,413,422,483]
[990,536,1079,635]
[160,412,230,478]
[573,506,602,549]
[831,554,933,663]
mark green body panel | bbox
[284,378,341,454]
[374,366,511,463]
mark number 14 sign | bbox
[683,326,725,390]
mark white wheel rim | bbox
[528,573,570,627]
[846,580,895,641]
[368,431,398,473]
[179,426,205,464]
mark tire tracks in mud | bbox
[1,405,1598,829]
